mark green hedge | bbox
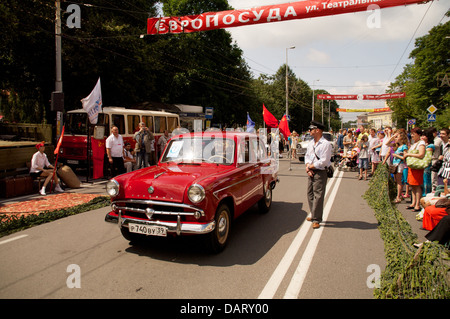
[364,164,450,298]
[0,196,110,237]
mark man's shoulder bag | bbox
[314,149,334,178]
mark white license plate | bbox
[128,223,167,237]
[67,160,79,164]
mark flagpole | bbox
[50,125,65,192]
[87,123,91,183]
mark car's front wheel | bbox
[204,204,231,253]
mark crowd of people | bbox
[105,123,170,177]
[334,125,450,244]
[28,120,450,244]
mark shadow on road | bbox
[124,201,306,266]
[324,220,379,230]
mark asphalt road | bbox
[0,157,387,300]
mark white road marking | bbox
[0,234,28,245]
[284,169,344,298]
[258,168,343,299]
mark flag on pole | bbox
[246,112,255,132]
[262,104,278,128]
[278,115,291,140]
[81,77,102,124]
[54,125,65,155]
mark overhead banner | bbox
[317,92,406,100]
[147,0,428,35]
[336,107,392,112]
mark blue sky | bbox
[226,0,449,122]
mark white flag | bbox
[81,77,102,124]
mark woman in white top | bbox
[380,126,393,165]
[290,132,299,159]
[30,142,64,195]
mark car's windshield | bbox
[323,133,333,142]
[161,137,235,165]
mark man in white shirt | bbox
[106,126,125,177]
[305,121,332,229]
[30,142,64,195]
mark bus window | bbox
[155,116,167,133]
[127,115,140,134]
[97,113,109,126]
[167,117,178,132]
[88,113,109,136]
[143,115,154,133]
[112,114,125,134]
[67,112,87,135]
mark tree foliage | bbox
[387,20,449,129]
[251,65,340,133]
[0,0,340,133]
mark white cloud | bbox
[307,48,330,64]
[226,0,449,120]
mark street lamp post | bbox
[311,79,320,121]
[285,46,295,118]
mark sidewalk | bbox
[0,178,108,217]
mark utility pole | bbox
[55,0,62,93]
[54,0,64,139]
[285,46,295,118]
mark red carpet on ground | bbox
[0,193,105,218]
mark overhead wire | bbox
[383,0,436,92]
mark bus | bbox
[59,107,180,175]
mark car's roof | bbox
[173,131,259,139]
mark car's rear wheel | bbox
[258,185,272,214]
[204,204,231,253]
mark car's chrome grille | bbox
[111,199,204,221]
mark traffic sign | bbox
[205,107,214,119]
[427,105,437,114]
[427,114,436,122]
[407,119,416,125]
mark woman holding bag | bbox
[392,131,409,203]
[404,127,426,211]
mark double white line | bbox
[258,168,344,299]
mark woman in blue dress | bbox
[392,131,409,203]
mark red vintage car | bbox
[105,131,278,253]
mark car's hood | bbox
[115,164,232,203]
[299,140,311,148]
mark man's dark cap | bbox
[309,120,326,131]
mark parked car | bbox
[296,132,336,162]
[105,131,278,253]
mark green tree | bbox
[250,65,341,133]
[158,0,254,127]
[388,20,449,129]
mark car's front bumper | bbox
[105,211,215,236]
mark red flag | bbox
[54,126,65,155]
[263,104,279,128]
[278,115,291,141]
[91,137,105,179]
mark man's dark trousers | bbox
[307,169,328,223]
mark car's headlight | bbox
[188,184,205,204]
[106,179,120,197]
